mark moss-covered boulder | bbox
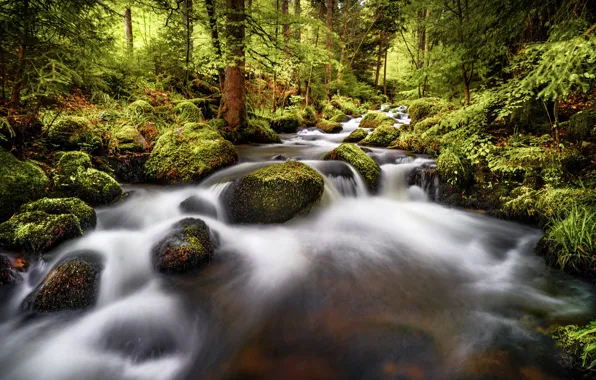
[568,108,596,142]
[179,195,218,218]
[109,125,148,153]
[324,144,381,192]
[47,116,101,151]
[55,152,122,206]
[436,148,472,187]
[173,101,204,123]
[343,129,368,143]
[145,123,237,184]
[408,98,446,125]
[240,119,281,144]
[359,112,395,129]
[299,106,318,127]
[25,254,102,312]
[270,114,300,133]
[359,125,400,147]
[0,148,50,221]
[19,198,96,231]
[225,161,324,224]
[0,255,19,286]
[128,100,154,115]
[551,323,596,375]
[330,97,363,116]
[316,120,343,134]
[330,112,350,123]
[151,218,215,274]
[0,211,83,254]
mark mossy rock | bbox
[0,211,83,254]
[128,100,154,115]
[55,152,123,206]
[239,119,281,144]
[109,125,148,153]
[316,120,343,134]
[299,106,318,127]
[324,144,380,192]
[551,323,596,375]
[359,125,400,147]
[0,255,19,286]
[270,114,300,133]
[19,197,96,231]
[330,97,363,116]
[151,218,215,274]
[47,116,101,151]
[436,148,472,188]
[330,112,350,123]
[173,101,204,123]
[343,129,368,143]
[408,98,446,125]
[568,108,596,142]
[145,123,237,184]
[0,148,50,221]
[224,161,324,224]
[25,254,102,312]
[535,187,596,218]
[359,112,395,129]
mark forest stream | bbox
[0,109,594,380]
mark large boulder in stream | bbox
[224,161,325,224]
[316,120,343,134]
[0,148,50,221]
[54,151,122,206]
[324,144,381,192]
[343,129,368,143]
[23,254,102,312]
[151,218,215,274]
[179,195,218,218]
[145,123,237,184]
[359,112,395,129]
[19,197,96,231]
[359,125,400,147]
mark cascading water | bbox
[0,108,593,380]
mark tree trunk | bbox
[375,32,383,90]
[306,29,320,107]
[294,0,301,41]
[223,0,247,129]
[183,0,193,86]
[325,0,333,85]
[124,8,133,54]
[282,0,289,43]
[383,37,388,96]
[205,0,224,87]
[11,0,30,110]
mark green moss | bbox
[0,148,50,221]
[407,97,447,125]
[330,112,350,123]
[151,218,214,273]
[387,131,441,156]
[55,152,122,206]
[269,114,300,133]
[316,119,343,134]
[568,108,596,142]
[359,125,400,147]
[128,100,154,115]
[536,187,596,219]
[359,112,395,129]
[173,101,204,123]
[239,119,281,144]
[47,116,101,151]
[225,161,324,224]
[0,211,82,254]
[436,147,472,187]
[552,323,596,370]
[145,123,237,184]
[324,143,381,192]
[330,96,364,116]
[19,198,96,231]
[110,124,148,153]
[30,256,101,312]
[343,129,368,143]
[414,114,441,133]
[299,106,318,127]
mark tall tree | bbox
[223,0,247,129]
[325,0,333,84]
[124,7,133,54]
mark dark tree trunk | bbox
[383,37,388,96]
[11,0,29,110]
[294,0,301,41]
[375,32,383,89]
[223,0,247,129]
[325,0,333,84]
[205,0,224,86]
[183,0,193,86]
[282,0,289,43]
[124,8,133,54]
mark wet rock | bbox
[0,255,20,286]
[238,119,281,144]
[225,161,324,224]
[106,153,150,183]
[270,114,300,133]
[359,125,400,147]
[19,197,96,231]
[179,195,218,218]
[343,129,368,143]
[272,154,288,161]
[145,123,237,184]
[324,144,381,192]
[24,254,102,312]
[0,211,83,254]
[47,116,102,152]
[359,112,395,129]
[152,218,215,274]
[316,120,343,134]
[330,112,351,123]
[54,151,123,206]
[109,125,148,153]
[0,148,50,221]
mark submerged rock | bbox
[359,125,400,147]
[316,120,343,134]
[152,218,215,274]
[55,152,123,206]
[145,123,237,184]
[0,211,83,254]
[179,195,218,218]
[324,144,381,192]
[25,254,102,312]
[19,197,96,231]
[225,161,324,224]
[47,116,102,151]
[343,129,368,143]
[359,112,395,129]
[0,148,50,221]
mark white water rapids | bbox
[0,107,593,380]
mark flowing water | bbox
[0,108,594,380]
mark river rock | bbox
[359,125,400,147]
[359,112,395,129]
[179,195,218,218]
[0,148,50,221]
[324,144,381,192]
[145,123,237,184]
[270,114,300,133]
[316,120,343,134]
[54,151,123,206]
[47,116,102,152]
[152,218,215,274]
[224,161,324,224]
[0,255,19,286]
[19,197,96,231]
[109,125,148,153]
[343,129,368,143]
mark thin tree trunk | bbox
[223,0,247,129]
[282,0,289,44]
[183,0,193,86]
[383,37,388,96]
[337,8,349,92]
[294,0,301,41]
[124,8,133,54]
[272,0,279,113]
[325,0,333,85]
[205,0,224,87]
[11,0,29,111]
[553,98,560,144]
[375,32,383,89]
[306,29,320,107]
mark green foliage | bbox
[173,101,204,124]
[553,323,596,370]
[436,147,471,186]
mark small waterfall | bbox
[380,157,436,201]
